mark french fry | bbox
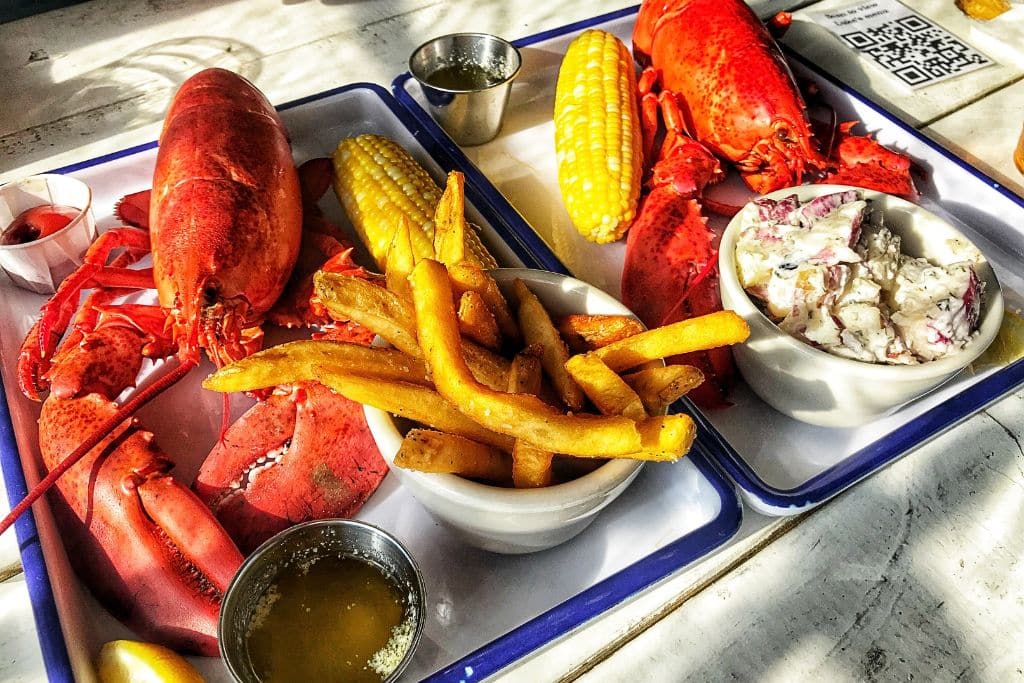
[449,262,520,342]
[312,373,514,451]
[315,271,421,358]
[513,279,586,412]
[206,352,512,451]
[594,311,750,372]
[433,172,467,267]
[567,414,696,462]
[507,345,543,395]
[635,414,696,460]
[410,258,643,456]
[396,429,511,483]
[512,441,554,488]
[508,345,553,487]
[458,290,501,350]
[203,340,429,393]
[314,270,505,388]
[385,215,417,300]
[623,365,705,415]
[564,353,647,420]
[556,314,646,353]
[461,341,510,391]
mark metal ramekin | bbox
[219,519,425,682]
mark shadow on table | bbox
[0,34,261,171]
[596,393,1024,682]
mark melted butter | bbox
[426,63,503,90]
[246,555,407,683]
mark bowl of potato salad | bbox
[719,185,1003,428]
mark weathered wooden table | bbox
[1,1,1022,681]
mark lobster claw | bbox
[821,122,919,199]
[39,394,243,656]
[623,130,736,408]
[194,381,388,554]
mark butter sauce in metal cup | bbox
[219,519,425,683]
[410,32,522,146]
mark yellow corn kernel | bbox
[554,29,642,244]
[331,134,497,270]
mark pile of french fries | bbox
[204,171,750,489]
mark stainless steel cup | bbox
[219,519,425,683]
[409,32,522,146]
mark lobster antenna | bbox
[0,359,198,537]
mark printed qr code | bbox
[840,15,992,88]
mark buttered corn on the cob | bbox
[332,134,497,270]
[554,29,642,244]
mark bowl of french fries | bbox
[366,265,677,553]
[204,158,749,554]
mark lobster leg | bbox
[638,67,662,164]
[114,189,151,229]
[19,228,153,399]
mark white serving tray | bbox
[0,82,741,682]
[393,7,1024,516]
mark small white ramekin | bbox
[0,174,97,294]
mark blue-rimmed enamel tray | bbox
[0,82,741,682]
[393,6,1024,516]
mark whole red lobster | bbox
[621,0,917,407]
[1,69,384,653]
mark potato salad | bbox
[735,190,983,364]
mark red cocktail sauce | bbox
[2,205,80,245]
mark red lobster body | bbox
[7,69,310,654]
[633,0,824,194]
[151,68,302,365]
[623,0,917,406]
[6,71,389,652]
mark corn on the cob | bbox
[332,134,497,270]
[554,29,642,244]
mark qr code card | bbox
[807,0,993,90]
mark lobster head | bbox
[633,0,676,66]
[150,69,302,365]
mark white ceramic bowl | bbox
[719,185,1003,428]
[0,174,97,294]
[364,268,645,554]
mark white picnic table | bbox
[1,0,1022,681]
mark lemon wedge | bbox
[96,640,205,683]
